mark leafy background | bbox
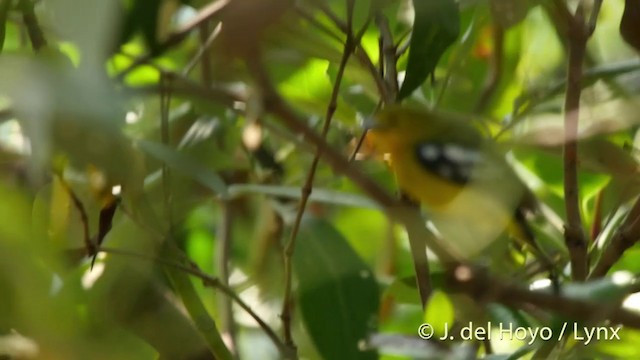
[0,0,639,359]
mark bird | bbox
[365,105,542,262]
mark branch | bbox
[475,26,504,112]
[216,201,239,357]
[57,174,94,256]
[245,56,395,208]
[375,13,399,100]
[280,5,356,352]
[561,2,598,281]
[446,264,640,328]
[18,0,46,51]
[398,203,434,306]
[182,22,221,78]
[587,0,603,36]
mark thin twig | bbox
[294,6,343,43]
[375,13,399,99]
[475,26,504,112]
[18,0,46,51]
[297,4,392,103]
[56,174,94,256]
[446,263,640,328]
[216,201,239,357]
[183,22,221,77]
[551,0,575,29]
[587,0,603,35]
[374,11,433,303]
[356,46,393,103]
[561,3,592,281]
[280,2,357,354]
[160,73,173,229]
[199,21,213,85]
[399,203,433,306]
[311,0,347,32]
[246,57,395,208]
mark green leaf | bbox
[294,217,379,360]
[385,276,421,305]
[424,290,454,337]
[227,184,378,208]
[137,140,228,196]
[486,304,533,330]
[611,248,640,274]
[398,0,460,100]
[596,326,640,359]
[119,0,163,53]
[542,276,636,303]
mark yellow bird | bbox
[366,105,537,259]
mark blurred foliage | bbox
[0,0,639,359]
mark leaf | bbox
[398,0,460,100]
[226,184,378,208]
[486,304,533,330]
[596,326,640,359]
[541,276,636,303]
[294,217,379,360]
[385,276,421,305]
[137,140,228,196]
[119,0,163,53]
[424,290,454,337]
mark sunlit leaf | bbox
[424,290,454,337]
